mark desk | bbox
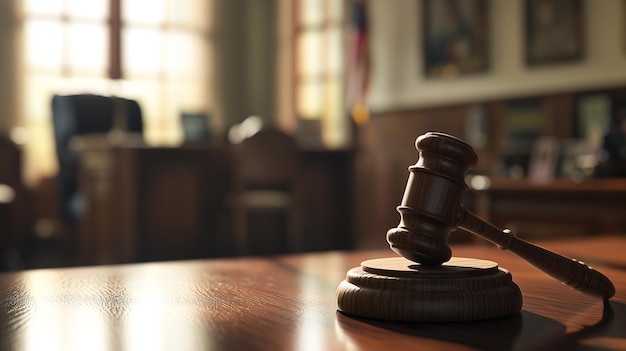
[1,235,625,350]
[74,136,353,265]
[76,139,234,264]
[466,178,626,239]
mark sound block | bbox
[337,257,522,322]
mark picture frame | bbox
[181,112,211,143]
[528,136,560,182]
[500,99,545,177]
[504,99,544,156]
[525,0,584,66]
[422,0,489,79]
[574,94,611,147]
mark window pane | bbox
[128,80,161,139]
[323,77,343,118]
[171,0,210,30]
[67,0,108,20]
[24,20,63,69]
[123,27,163,76]
[68,23,108,74]
[23,75,61,120]
[123,0,167,25]
[166,31,205,77]
[24,0,63,16]
[175,82,208,112]
[299,0,323,26]
[24,118,58,180]
[297,31,323,77]
[322,77,348,148]
[295,0,349,147]
[325,27,343,74]
[297,80,323,119]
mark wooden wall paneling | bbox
[297,150,353,252]
[548,94,575,138]
[354,105,472,248]
[353,86,626,247]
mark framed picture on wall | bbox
[422,0,489,79]
[525,0,584,66]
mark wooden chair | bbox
[229,128,300,255]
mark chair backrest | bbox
[236,128,298,190]
[51,94,143,223]
[52,94,142,159]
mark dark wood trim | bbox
[109,0,122,79]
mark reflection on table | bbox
[1,235,625,350]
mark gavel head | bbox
[386,132,478,266]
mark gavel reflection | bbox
[386,132,615,299]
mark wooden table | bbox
[1,235,625,350]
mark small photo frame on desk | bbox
[501,99,544,177]
[422,0,489,79]
[528,136,560,182]
[504,99,544,156]
[181,112,211,143]
[525,0,584,66]
[574,94,611,147]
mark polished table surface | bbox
[1,235,625,350]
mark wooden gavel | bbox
[386,132,615,299]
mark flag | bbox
[346,0,370,126]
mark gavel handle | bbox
[458,208,615,299]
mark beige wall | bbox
[0,0,20,134]
[368,0,626,111]
[212,0,278,132]
[5,1,624,138]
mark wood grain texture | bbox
[337,257,522,322]
[1,236,625,350]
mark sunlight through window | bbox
[295,0,349,148]
[21,0,212,184]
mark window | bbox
[294,0,350,148]
[21,0,212,183]
[121,0,211,143]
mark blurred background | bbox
[1,0,625,270]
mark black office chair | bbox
[51,94,143,229]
